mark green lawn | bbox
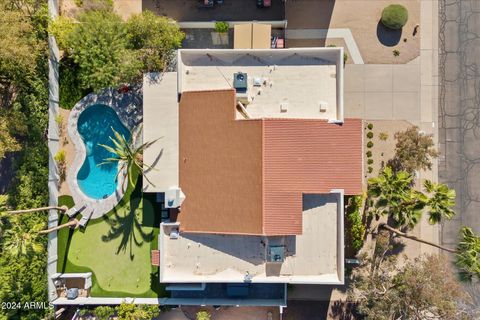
[57,172,167,297]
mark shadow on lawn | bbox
[101,175,154,260]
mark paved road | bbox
[439,0,480,249]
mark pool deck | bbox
[67,86,143,219]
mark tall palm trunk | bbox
[38,219,78,234]
[6,206,68,215]
[379,223,458,253]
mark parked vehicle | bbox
[257,0,271,8]
[198,0,214,8]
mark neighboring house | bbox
[142,48,363,309]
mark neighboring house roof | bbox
[178,89,362,235]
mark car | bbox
[257,0,271,8]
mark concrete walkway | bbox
[47,0,60,303]
[286,28,364,64]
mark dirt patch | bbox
[363,120,412,183]
[60,0,141,19]
[59,0,80,17]
[286,0,420,64]
[57,108,74,196]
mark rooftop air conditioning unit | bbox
[233,72,248,93]
[165,187,186,209]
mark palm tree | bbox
[38,218,78,235]
[456,227,480,282]
[2,220,44,256]
[379,223,458,253]
[368,167,425,229]
[368,167,457,230]
[423,180,456,224]
[98,127,160,187]
[5,205,68,215]
[380,224,480,282]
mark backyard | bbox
[56,170,167,298]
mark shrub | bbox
[381,4,408,30]
[59,58,91,110]
[393,49,400,56]
[54,150,66,163]
[344,52,348,64]
[368,166,373,173]
[345,196,366,252]
[196,311,211,320]
[367,141,374,148]
[366,151,372,158]
[214,21,229,33]
[367,159,374,165]
[54,114,63,125]
[367,123,374,130]
[367,132,374,139]
[94,306,114,320]
[379,132,389,141]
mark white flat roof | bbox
[178,48,344,122]
[159,192,345,284]
[142,72,179,192]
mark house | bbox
[142,48,363,308]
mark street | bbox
[439,0,480,248]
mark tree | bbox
[6,205,67,215]
[116,303,159,320]
[349,254,467,320]
[367,167,424,229]
[126,11,184,72]
[423,179,456,224]
[94,305,115,320]
[368,167,456,229]
[38,218,78,234]
[99,127,160,187]
[2,218,43,256]
[389,126,439,173]
[456,227,480,282]
[55,10,142,91]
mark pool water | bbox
[77,104,131,200]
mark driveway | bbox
[344,62,421,123]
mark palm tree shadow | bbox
[101,175,154,260]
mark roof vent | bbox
[233,72,248,93]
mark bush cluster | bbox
[381,4,409,30]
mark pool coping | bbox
[67,87,143,219]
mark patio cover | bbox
[234,23,271,49]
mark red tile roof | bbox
[179,89,363,235]
[262,119,363,235]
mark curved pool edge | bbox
[67,87,143,219]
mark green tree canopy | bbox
[126,11,184,72]
[50,9,184,92]
[368,167,456,229]
[65,10,142,91]
[456,227,480,282]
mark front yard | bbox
[56,170,167,298]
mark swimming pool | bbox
[76,104,131,200]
